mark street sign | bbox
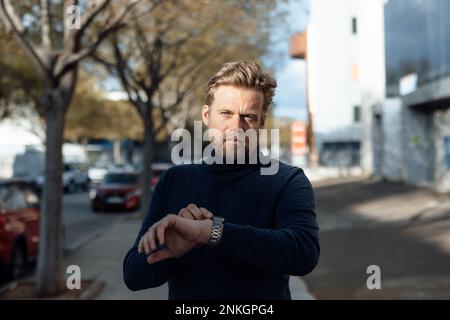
[291,121,307,155]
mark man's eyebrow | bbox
[240,112,258,117]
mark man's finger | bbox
[148,224,157,252]
[143,232,151,255]
[138,236,144,254]
[156,219,169,245]
[199,207,214,219]
[147,248,173,264]
[186,203,203,220]
[179,208,195,219]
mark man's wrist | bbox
[200,219,213,245]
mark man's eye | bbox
[221,111,232,116]
[244,115,256,121]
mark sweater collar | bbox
[202,147,270,173]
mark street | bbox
[3,176,449,299]
[303,178,450,299]
[62,190,126,253]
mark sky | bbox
[270,0,309,121]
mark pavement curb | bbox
[79,280,105,300]
[290,276,316,300]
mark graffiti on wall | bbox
[445,136,450,170]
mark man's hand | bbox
[138,204,213,264]
[178,203,213,220]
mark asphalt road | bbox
[303,178,450,299]
[62,190,130,253]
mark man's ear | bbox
[202,105,210,126]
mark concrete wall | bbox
[432,108,450,192]
[381,99,403,181]
[401,106,434,186]
[358,0,386,175]
[401,76,450,192]
[374,91,450,192]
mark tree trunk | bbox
[140,118,155,214]
[35,70,77,297]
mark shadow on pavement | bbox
[304,178,450,299]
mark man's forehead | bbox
[212,85,264,108]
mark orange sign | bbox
[291,121,307,155]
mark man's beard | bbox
[215,138,259,164]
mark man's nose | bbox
[227,114,245,130]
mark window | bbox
[24,188,39,208]
[352,17,358,35]
[0,186,27,211]
[353,106,361,123]
[385,0,450,96]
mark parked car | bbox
[35,162,90,193]
[88,165,109,186]
[90,172,141,212]
[88,163,136,186]
[0,180,40,281]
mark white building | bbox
[292,0,385,171]
[0,119,43,179]
[0,119,88,180]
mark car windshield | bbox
[103,174,138,184]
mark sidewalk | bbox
[65,215,315,300]
[303,177,450,299]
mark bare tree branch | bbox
[40,0,52,47]
[78,0,112,35]
[0,0,47,74]
[121,0,165,25]
[55,0,141,79]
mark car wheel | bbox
[9,243,26,280]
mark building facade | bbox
[295,0,386,169]
[375,0,450,192]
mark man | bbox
[123,61,320,300]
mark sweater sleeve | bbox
[215,169,320,276]
[123,171,176,291]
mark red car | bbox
[150,163,172,190]
[0,180,40,281]
[90,172,141,212]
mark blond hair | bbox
[205,61,277,111]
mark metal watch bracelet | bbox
[207,216,225,247]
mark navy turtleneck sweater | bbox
[123,158,320,300]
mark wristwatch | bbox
[207,216,225,247]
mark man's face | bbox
[202,85,265,160]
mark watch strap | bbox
[208,216,224,247]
